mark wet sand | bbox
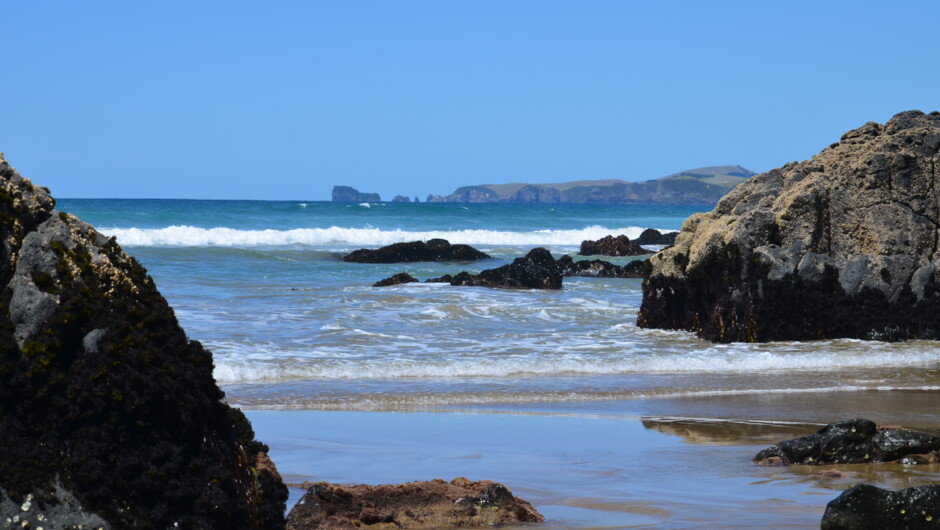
[246,389,940,528]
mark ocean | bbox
[56,198,940,527]
[56,199,940,411]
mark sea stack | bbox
[638,110,940,342]
[0,154,287,528]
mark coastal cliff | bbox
[0,154,287,528]
[427,165,755,205]
[638,110,940,342]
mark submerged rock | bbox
[639,110,940,342]
[579,234,648,256]
[753,419,940,465]
[373,272,419,287]
[285,478,544,529]
[633,228,678,246]
[344,239,491,263]
[431,247,563,289]
[821,484,940,529]
[0,154,287,528]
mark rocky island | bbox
[638,110,940,342]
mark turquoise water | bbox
[55,199,940,410]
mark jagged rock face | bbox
[638,110,940,342]
[822,484,940,529]
[285,478,544,529]
[0,155,287,528]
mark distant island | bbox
[426,165,755,205]
[332,186,419,203]
[332,165,755,205]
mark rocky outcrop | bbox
[332,185,381,202]
[392,195,412,203]
[0,154,287,528]
[430,248,562,289]
[579,235,649,256]
[373,272,419,287]
[639,110,940,342]
[285,478,543,529]
[821,484,940,529]
[343,239,491,263]
[633,228,678,246]
[753,419,940,465]
[557,255,647,278]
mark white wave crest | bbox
[101,225,664,247]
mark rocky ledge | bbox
[638,110,940,342]
[822,484,940,529]
[754,419,940,465]
[343,239,491,263]
[0,154,286,528]
[285,478,543,529]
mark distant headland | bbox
[332,165,755,205]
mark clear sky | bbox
[2,1,938,200]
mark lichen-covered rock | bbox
[0,154,287,528]
[579,234,649,257]
[638,110,940,342]
[344,239,490,263]
[285,478,544,529]
[432,247,562,289]
[821,484,940,529]
[753,419,940,465]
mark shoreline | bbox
[247,388,940,528]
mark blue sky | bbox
[2,1,937,200]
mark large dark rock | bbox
[432,248,563,289]
[579,234,649,257]
[343,239,490,263]
[0,154,287,528]
[639,110,940,342]
[753,419,940,465]
[332,185,380,202]
[633,228,678,246]
[556,255,647,278]
[285,478,544,529]
[821,484,940,529]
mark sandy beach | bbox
[247,389,940,528]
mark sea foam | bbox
[101,225,663,247]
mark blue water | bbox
[55,199,940,410]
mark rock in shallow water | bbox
[753,419,940,465]
[0,154,287,528]
[285,478,544,529]
[343,239,490,263]
[579,234,648,256]
[431,247,563,289]
[638,110,940,342]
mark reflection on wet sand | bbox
[641,417,822,445]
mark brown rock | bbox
[286,478,543,529]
